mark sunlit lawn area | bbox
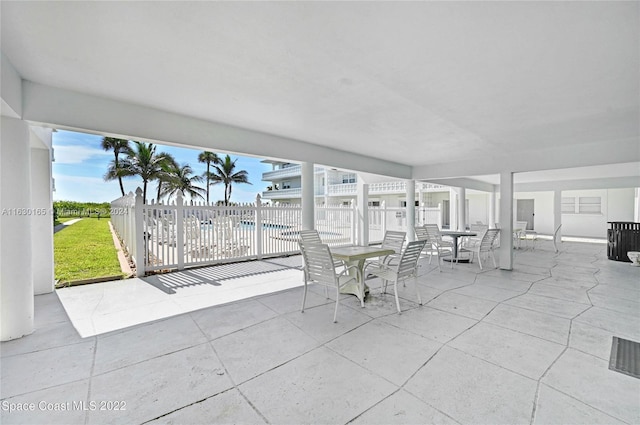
[54,218,124,284]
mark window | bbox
[400,201,420,207]
[561,197,576,213]
[368,201,380,207]
[282,181,291,189]
[579,197,601,214]
[342,173,356,184]
[562,196,602,214]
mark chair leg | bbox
[393,281,401,314]
[478,252,484,270]
[324,285,329,299]
[301,281,308,313]
[491,250,497,268]
[414,276,422,306]
[333,287,340,323]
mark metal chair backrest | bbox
[298,241,337,286]
[553,224,562,252]
[299,229,323,244]
[381,230,406,253]
[424,223,445,245]
[480,229,500,251]
[396,240,427,279]
[469,224,489,238]
[414,226,429,242]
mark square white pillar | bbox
[1,117,34,340]
[357,180,369,246]
[499,171,514,270]
[301,162,314,230]
[31,145,55,294]
[406,179,415,241]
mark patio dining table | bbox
[330,245,395,305]
[439,230,477,263]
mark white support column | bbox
[489,191,496,228]
[634,188,640,223]
[554,189,562,240]
[458,187,466,231]
[301,162,314,230]
[406,179,416,241]
[357,180,369,246]
[499,171,514,270]
[1,117,34,340]
[31,144,55,294]
[449,187,457,230]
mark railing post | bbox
[134,188,145,277]
[381,200,387,236]
[350,200,356,245]
[255,194,263,259]
[176,191,185,270]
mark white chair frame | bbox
[299,241,361,323]
[366,240,427,313]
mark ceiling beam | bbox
[514,176,640,192]
[422,177,495,192]
[413,138,640,180]
[21,81,412,180]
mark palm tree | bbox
[198,151,221,204]
[208,155,252,206]
[155,154,178,202]
[160,163,206,201]
[124,142,174,204]
[101,137,132,197]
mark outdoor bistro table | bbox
[439,230,477,263]
[330,245,395,305]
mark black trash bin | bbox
[607,222,640,262]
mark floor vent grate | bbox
[609,337,640,379]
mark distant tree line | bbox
[101,138,251,205]
[54,201,111,218]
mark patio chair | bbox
[424,224,454,271]
[299,229,345,273]
[298,241,361,323]
[513,221,528,249]
[364,230,406,274]
[553,223,562,253]
[459,228,500,270]
[415,225,438,264]
[463,224,488,250]
[366,240,427,313]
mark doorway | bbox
[516,199,535,230]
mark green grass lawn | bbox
[54,218,124,284]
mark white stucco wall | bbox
[515,191,555,234]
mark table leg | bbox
[339,259,368,307]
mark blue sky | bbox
[52,130,272,204]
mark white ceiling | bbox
[1,1,639,184]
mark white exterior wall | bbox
[467,193,489,225]
[561,188,634,238]
[515,191,555,234]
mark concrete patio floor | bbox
[1,239,639,425]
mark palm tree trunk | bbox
[143,181,148,205]
[118,177,126,197]
[206,163,210,205]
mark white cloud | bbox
[54,145,111,164]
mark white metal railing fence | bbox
[110,190,441,276]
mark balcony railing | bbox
[261,187,302,199]
[261,166,301,181]
[325,181,446,196]
[261,165,325,181]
